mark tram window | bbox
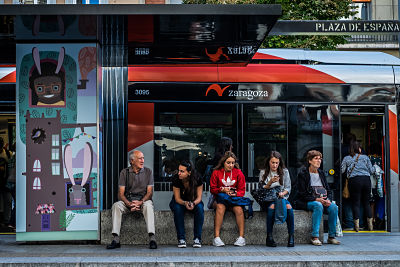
[154,103,234,183]
[287,104,340,187]
[244,105,286,181]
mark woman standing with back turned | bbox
[341,141,375,231]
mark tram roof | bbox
[254,49,400,66]
[2,49,400,84]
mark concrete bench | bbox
[100,209,323,246]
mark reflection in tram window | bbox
[155,106,233,184]
[288,105,340,205]
[245,105,286,181]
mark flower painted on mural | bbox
[35,204,55,214]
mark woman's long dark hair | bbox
[262,151,285,185]
[349,141,362,157]
[179,160,199,201]
[214,151,240,171]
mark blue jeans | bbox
[169,198,204,241]
[266,199,294,235]
[307,201,338,238]
[343,198,364,229]
[342,198,354,229]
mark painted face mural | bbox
[29,47,66,106]
[33,75,63,105]
[64,142,93,207]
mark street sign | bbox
[270,20,400,35]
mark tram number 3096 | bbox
[135,89,150,95]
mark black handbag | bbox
[312,186,327,198]
[125,192,144,201]
[251,184,280,205]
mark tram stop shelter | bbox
[0,4,281,241]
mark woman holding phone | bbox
[169,160,204,248]
[259,151,294,247]
[210,151,247,247]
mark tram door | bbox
[340,106,387,231]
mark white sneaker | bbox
[177,239,186,248]
[213,237,225,247]
[193,238,202,248]
[234,236,246,246]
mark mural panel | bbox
[16,43,98,240]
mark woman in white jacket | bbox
[259,151,294,247]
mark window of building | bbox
[33,159,41,172]
[52,134,59,147]
[52,148,59,160]
[33,177,41,190]
[52,162,60,175]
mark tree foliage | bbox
[183,0,357,50]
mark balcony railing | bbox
[346,34,399,43]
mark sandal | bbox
[310,238,322,246]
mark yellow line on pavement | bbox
[343,230,388,233]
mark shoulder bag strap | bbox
[348,154,361,177]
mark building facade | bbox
[338,0,400,56]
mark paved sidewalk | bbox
[0,233,399,266]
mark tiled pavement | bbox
[0,233,400,266]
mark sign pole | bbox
[398,0,400,57]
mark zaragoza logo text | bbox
[205,84,268,100]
